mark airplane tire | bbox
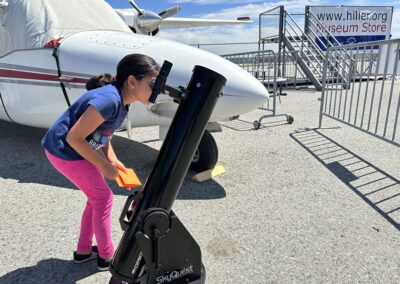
[190,130,218,173]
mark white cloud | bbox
[159,0,400,55]
[160,25,261,54]
[170,0,264,4]
[191,0,326,19]
[160,0,324,54]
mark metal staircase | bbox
[259,6,352,91]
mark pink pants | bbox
[45,150,114,259]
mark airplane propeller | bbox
[129,0,181,35]
[128,0,142,16]
[159,6,181,19]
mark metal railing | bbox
[222,49,310,87]
[258,6,354,91]
[222,50,276,85]
[319,39,400,147]
[190,41,259,55]
[284,11,325,77]
[306,8,354,84]
[222,49,294,128]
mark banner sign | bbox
[308,6,393,50]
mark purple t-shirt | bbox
[41,84,128,160]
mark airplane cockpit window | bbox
[0,0,131,57]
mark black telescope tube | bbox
[148,60,173,104]
[110,66,226,282]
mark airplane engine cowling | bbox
[57,30,268,126]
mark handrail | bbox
[284,17,323,76]
[285,9,352,88]
[284,28,323,77]
[285,13,325,68]
[307,10,355,69]
[307,17,353,79]
[307,10,343,49]
[259,6,281,16]
[307,18,334,49]
[286,12,324,56]
[289,9,352,83]
[305,22,329,51]
[257,5,358,89]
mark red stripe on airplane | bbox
[0,68,87,84]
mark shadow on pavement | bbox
[220,117,289,132]
[0,258,99,284]
[291,128,400,231]
[0,120,226,200]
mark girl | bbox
[41,53,160,271]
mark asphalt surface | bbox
[0,87,399,283]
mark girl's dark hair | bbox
[114,53,160,89]
[85,73,113,90]
[85,54,159,91]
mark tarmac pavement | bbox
[0,86,399,283]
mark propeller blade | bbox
[159,5,181,19]
[129,0,142,16]
[135,10,162,34]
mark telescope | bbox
[109,60,226,284]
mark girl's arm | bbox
[66,105,118,179]
[102,141,128,173]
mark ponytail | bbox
[85,73,113,91]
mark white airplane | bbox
[114,0,252,35]
[0,0,268,172]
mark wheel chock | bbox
[192,165,225,182]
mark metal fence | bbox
[222,50,276,84]
[190,42,260,55]
[222,49,311,87]
[319,39,400,147]
[258,6,311,88]
[279,50,309,85]
[222,49,294,128]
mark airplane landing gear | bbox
[190,130,218,172]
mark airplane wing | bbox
[114,9,251,30]
[160,17,252,29]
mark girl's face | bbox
[129,74,158,105]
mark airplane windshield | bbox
[0,0,131,57]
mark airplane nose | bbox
[214,64,269,121]
[60,31,269,122]
[143,37,269,121]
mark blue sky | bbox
[105,0,240,17]
[105,0,399,54]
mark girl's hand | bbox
[101,162,119,180]
[110,159,128,174]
